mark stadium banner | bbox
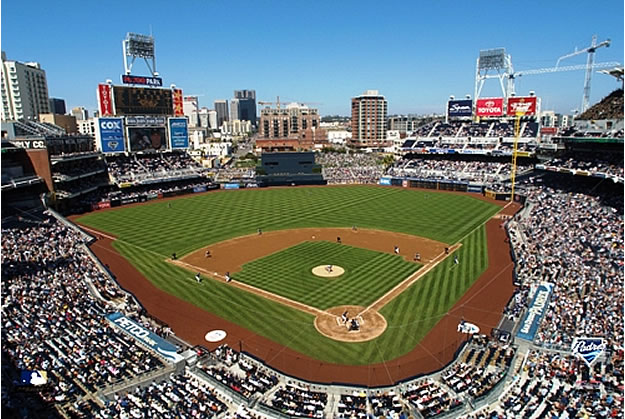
[110,200,121,208]
[379,177,392,186]
[172,88,184,117]
[121,74,163,87]
[91,201,111,210]
[517,283,553,341]
[106,312,184,363]
[97,118,126,153]
[168,117,189,149]
[475,98,504,117]
[224,183,240,190]
[507,96,537,116]
[97,84,113,116]
[193,185,208,193]
[447,99,473,118]
[121,197,139,205]
[128,127,168,152]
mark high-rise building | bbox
[1,51,50,121]
[350,90,388,147]
[71,106,88,121]
[234,90,257,126]
[183,96,199,127]
[48,98,66,115]
[214,100,229,127]
[229,98,240,122]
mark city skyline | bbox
[1,0,623,117]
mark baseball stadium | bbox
[1,34,623,418]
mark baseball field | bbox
[76,185,509,371]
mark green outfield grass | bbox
[233,241,421,309]
[77,185,499,364]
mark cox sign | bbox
[97,117,125,153]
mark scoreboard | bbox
[113,86,173,116]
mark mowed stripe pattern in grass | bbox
[233,241,420,309]
[77,186,499,256]
[76,186,498,365]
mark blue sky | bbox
[2,0,623,116]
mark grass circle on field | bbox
[312,265,345,278]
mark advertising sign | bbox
[97,84,113,116]
[97,118,125,153]
[128,127,167,151]
[447,99,473,118]
[517,283,553,341]
[224,183,240,189]
[476,98,504,117]
[106,312,184,363]
[507,96,537,116]
[172,88,184,117]
[168,118,189,149]
[121,74,163,87]
[379,177,392,186]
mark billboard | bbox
[447,99,473,118]
[97,117,125,153]
[128,126,168,151]
[476,98,504,117]
[172,88,184,117]
[112,86,173,115]
[106,312,184,363]
[168,118,189,149]
[121,74,163,87]
[507,96,537,116]
[97,84,113,116]
[517,283,553,341]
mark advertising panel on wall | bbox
[106,312,184,363]
[112,86,173,115]
[168,117,189,149]
[475,98,504,117]
[96,117,125,153]
[128,127,168,152]
[447,99,473,118]
[379,177,392,186]
[517,282,553,341]
[507,96,537,116]
[97,84,113,116]
[172,88,184,117]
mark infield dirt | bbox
[78,193,520,387]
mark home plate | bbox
[205,330,227,342]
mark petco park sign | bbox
[106,312,184,363]
[476,98,504,117]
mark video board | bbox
[128,127,168,151]
[113,86,173,116]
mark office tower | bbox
[214,100,229,127]
[48,98,66,115]
[234,89,257,126]
[1,51,50,121]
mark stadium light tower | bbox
[122,32,158,77]
[474,48,513,101]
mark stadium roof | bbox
[599,66,624,81]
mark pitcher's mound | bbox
[312,265,345,278]
[315,305,387,342]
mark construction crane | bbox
[506,35,614,111]
[258,96,322,110]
